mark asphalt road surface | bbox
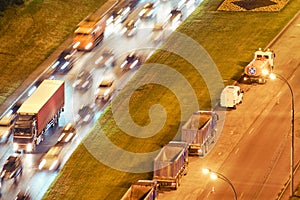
[0,0,201,199]
[158,10,300,200]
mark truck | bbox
[120,180,158,200]
[242,48,275,84]
[220,85,244,109]
[153,141,188,190]
[13,80,65,153]
[181,110,218,156]
[72,0,117,51]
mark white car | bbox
[220,85,244,109]
[0,112,16,143]
[139,2,156,19]
[38,145,63,171]
[121,19,140,37]
[95,77,116,102]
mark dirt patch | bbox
[218,0,289,11]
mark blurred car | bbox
[1,155,23,184]
[120,52,142,71]
[95,49,116,67]
[72,70,93,91]
[150,23,166,43]
[129,0,139,10]
[38,145,63,171]
[109,6,131,25]
[169,8,182,24]
[15,189,31,200]
[76,104,96,125]
[52,47,77,73]
[0,112,17,143]
[57,123,76,144]
[139,2,156,19]
[95,76,116,102]
[121,19,140,37]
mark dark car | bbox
[52,47,77,73]
[72,70,93,91]
[76,104,96,125]
[57,123,76,144]
[95,49,116,67]
[1,155,23,184]
[15,190,31,200]
[120,52,142,71]
[169,8,182,23]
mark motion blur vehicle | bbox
[76,104,96,125]
[15,189,31,200]
[95,49,116,67]
[108,6,131,25]
[0,112,16,143]
[1,155,23,184]
[169,8,182,24]
[57,123,76,144]
[178,0,195,10]
[38,144,63,171]
[150,23,166,43]
[52,47,77,73]
[121,19,140,37]
[95,76,116,102]
[139,2,156,19]
[120,52,142,71]
[72,70,93,91]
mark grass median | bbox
[42,0,300,199]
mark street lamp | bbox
[202,168,237,200]
[270,72,295,197]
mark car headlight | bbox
[65,133,74,143]
[61,61,70,70]
[52,61,60,69]
[26,143,33,152]
[95,56,104,65]
[13,143,19,151]
[49,160,59,171]
[262,69,269,76]
[85,42,93,50]
[120,61,128,68]
[1,170,5,178]
[57,133,65,142]
[73,42,80,49]
[39,159,46,170]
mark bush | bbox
[0,0,24,12]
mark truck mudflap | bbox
[241,73,267,84]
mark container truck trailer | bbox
[181,110,218,156]
[13,80,65,152]
[153,141,188,190]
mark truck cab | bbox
[220,85,244,109]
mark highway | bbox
[0,0,200,199]
[158,10,300,200]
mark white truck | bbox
[181,110,218,156]
[120,180,158,200]
[242,48,275,84]
[220,85,243,109]
[153,141,188,190]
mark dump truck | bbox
[153,141,188,190]
[73,0,117,51]
[242,48,275,84]
[120,180,158,200]
[13,80,65,153]
[181,110,218,156]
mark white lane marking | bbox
[249,128,254,135]
[276,91,282,98]
[235,148,239,154]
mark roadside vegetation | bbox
[43,0,300,199]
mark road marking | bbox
[249,128,254,135]
[290,74,295,80]
[276,91,282,98]
[235,148,239,154]
[240,192,244,198]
